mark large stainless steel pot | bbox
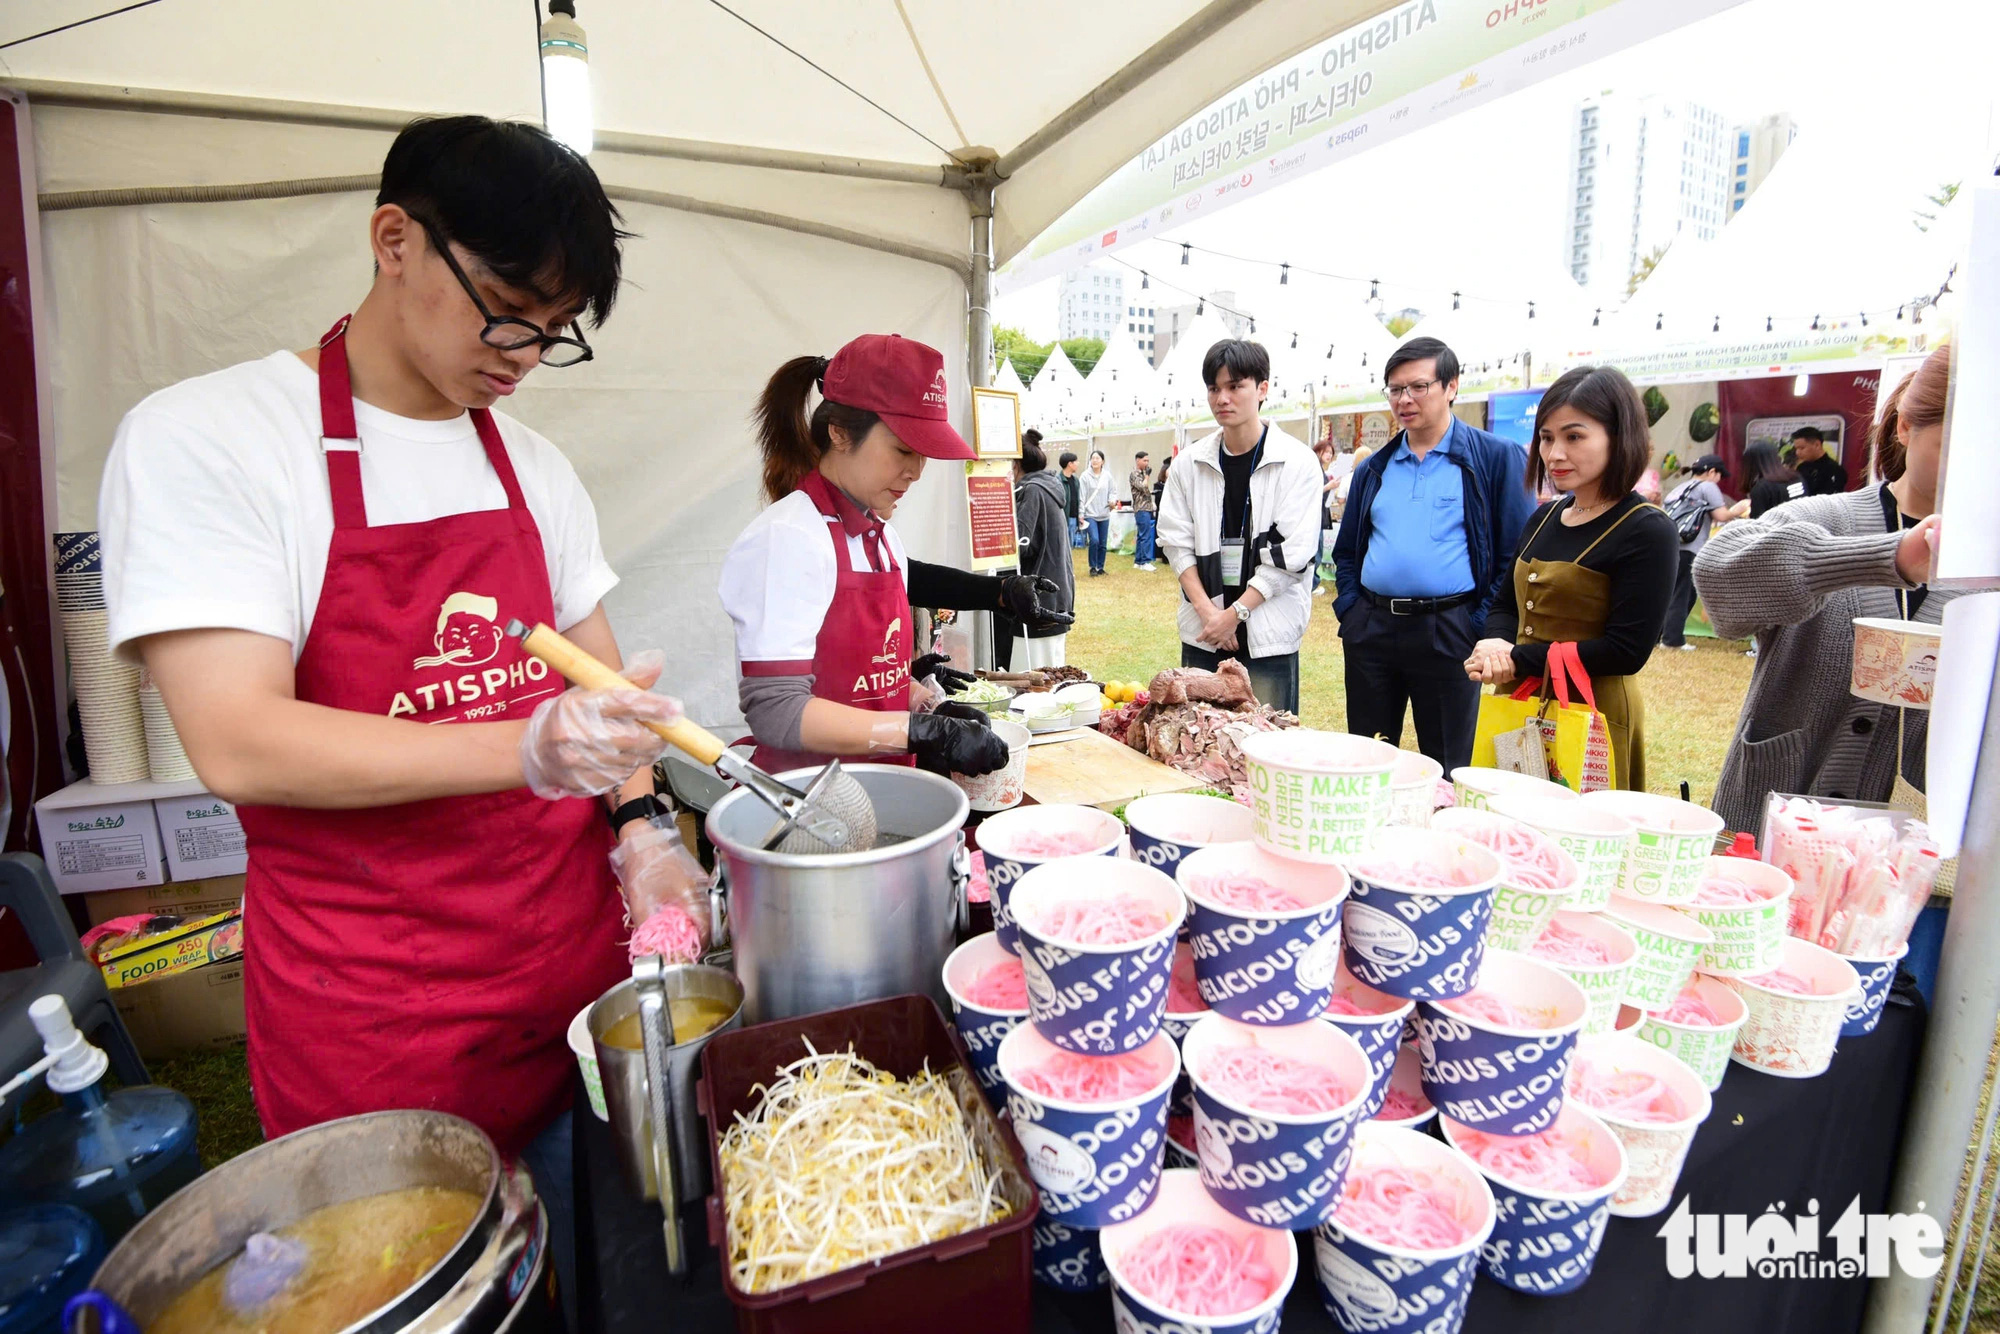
[85,1110,549,1334]
[706,764,969,1023]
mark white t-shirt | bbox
[719,488,909,673]
[101,351,617,662]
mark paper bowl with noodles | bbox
[1577,790,1723,904]
[1523,909,1639,1039]
[1675,855,1793,976]
[1177,842,1349,1025]
[1413,950,1588,1139]
[1450,766,1578,812]
[1431,807,1580,952]
[1563,1032,1710,1218]
[1441,1102,1626,1295]
[1312,1123,1495,1334]
[1340,826,1503,1002]
[1182,1013,1373,1229]
[1101,1168,1299,1334]
[1718,937,1861,1078]
[977,803,1124,956]
[1389,751,1445,827]
[1125,792,1255,884]
[1601,895,1714,1010]
[1320,963,1417,1121]
[1369,1046,1435,1130]
[1240,729,1399,863]
[941,933,1029,1110]
[1490,792,1633,913]
[1011,858,1185,1055]
[1840,942,1908,1038]
[1161,941,1209,1142]
[1633,977,1748,1091]
[998,1022,1178,1227]
[1850,616,1942,708]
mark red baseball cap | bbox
[822,333,973,460]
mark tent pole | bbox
[968,171,996,391]
[1863,648,2000,1334]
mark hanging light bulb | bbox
[1326,345,1334,360]
[1369,278,1380,300]
[1766,316,1774,332]
[1655,313,1663,331]
[1361,352,1368,368]
[1712,315,1720,333]
[539,0,594,155]
[1290,333,1298,349]
[1141,271,1150,290]
[1793,373,1810,397]
[1592,308,1600,327]
[1811,314,1820,331]
[1196,298,1205,315]
[1181,243,1191,266]
[1280,263,1290,286]
[1249,317,1256,334]
[1453,291,1462,310]
[1860,311,1868,327]
[1527,301,1536,320]
[1897,305,1905,320]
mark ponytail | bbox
[754,354,885,503]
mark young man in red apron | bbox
[99,117,704,1322]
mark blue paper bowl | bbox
[1840,943,1908,1037]
[1126,792,1255,883]
[1031,1218,1109,1291]
[1162,943,1209,1129]
[1000,1022,1178,1226]
[941,932,1028,1111]
[1340,827,1503,1001]
[977,804,1124,956]
[1102,1169,1299,1334]
[1321,963,1417,1119]
[1313,1123,1495,1334]
[1415,950,1588,1138]
[1184,1012,1373,1229]
[1177,842,1350,1024]
[1012,858,1185,1055]
[1441,1103,1627,1295]
[1369,1045,1436,1130]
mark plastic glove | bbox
[998,574,1075,630]
[518,649,682,799]
[907,709,1009,776]
[910,651,978,695]
[225,1233,309,1314]
[609,815,713,958]
[930,701,995,727]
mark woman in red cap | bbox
[722,334,1072,773]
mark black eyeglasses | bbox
[414,217,594,368]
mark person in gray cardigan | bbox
[1692,345,1952,833]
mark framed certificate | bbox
[972,386,1022,459]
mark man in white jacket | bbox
[1155,340,1323,713]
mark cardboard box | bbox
[34,780,167,894]
[153,793,248,879]
[111,960,246,1060]
[84,874,246,927]
[94,907,244,988]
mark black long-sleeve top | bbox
[1483,493,1679,681]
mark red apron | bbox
[236,317,628,1158]
[748,472,914,774]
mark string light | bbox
[1369,278,1380,300]
[1655,313,1663,331]
[1592,308,1600,327]
[1453,291,1462,310]
[1527,301,1536,320]
[1196,298,1205,315]
[1141,271,1149,290]
[1897,305,1905,320]
[1810,314,1820,331]
[1712,315,1720,333]
[1279,263,1290,286]
[1326,345,1334,359]
[1290,333,1298,349]
[1860,312,1868,327]
[1767,316,1774,332]
[1181,243,1190,266]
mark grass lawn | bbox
[1063,545,1757,805]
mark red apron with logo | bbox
[235,318,628,1158]
[748,472,914,774]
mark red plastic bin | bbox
[698,993,1038,1334]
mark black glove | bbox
[910,652,977,695]
[907,709,1010,776]
[930,701,994,726]
[998,574,1075,631]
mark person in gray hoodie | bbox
[1008,431,1076,668]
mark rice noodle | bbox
[1193,872,1307,913]
[1322,994,1370,1017]
[1527,919,1617,966]
[1655,985,1725,1026]
[1167,944,1208,1014]
[1691,876,1767,907]
[1195,1044,1352,1115]
[1119,1225,1280,1317]
[1375,1085,1431,1122]
[1454,1125,1607,1193]
[963,958,1027,1011]
[999,829,1111,859]
[1436,987,1558,1029]
[1014,1047,1170,1103]
[1349,855,1487,890]
[1335,1163,1481,1250]
[1449,817,1573,890]
[1568,1055,1687,1123]
[627,906,702,964]
[1742,967,1818,996]
[1019,893,1172,945]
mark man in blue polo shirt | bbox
[1331,337,1533,769]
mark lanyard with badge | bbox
[1220,428,1266,588]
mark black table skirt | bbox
[577,975,1925,1334]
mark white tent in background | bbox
[1083,332,1160,425]
[993,356,1028,397]
[1154,311,1238,421]
[1025,342,1090,434]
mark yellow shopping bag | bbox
[1470,644,1617,793]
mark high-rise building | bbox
[1729,113,1798,218]
[1564,91,1731,299]
[1057,265,1152,350]
[1150,291,1251,368]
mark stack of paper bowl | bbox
[137,668,197,783]
[56,532,147,784]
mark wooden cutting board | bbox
[1022,727,1201,811]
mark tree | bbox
[1914,181,1960,232]
[1626,244,1670,297]
[993,324,1051,383]
[1059,338,1106,378]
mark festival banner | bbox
[1000,0,1749,289]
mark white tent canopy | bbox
[1082,331,1160,423]
[992,356,1028,397]
[5,0,1392,724]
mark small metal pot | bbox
[85,1110,548,1334]
[706,764,970,1023]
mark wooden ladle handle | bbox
[513,621,728,767]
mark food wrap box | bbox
[110,960,246,1059]
[83,874,245,927]
[95,908,244,988]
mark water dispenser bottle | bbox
[0,998,200,1246]
[0,1205,103,1334]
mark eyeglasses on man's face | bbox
[415,216,594,368]
[1384,379,1440,401]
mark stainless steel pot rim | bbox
[706,764,968,869]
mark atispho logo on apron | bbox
[386,590,553,721]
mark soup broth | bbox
[149,1186,480,1334]
[600,995,734,1048]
